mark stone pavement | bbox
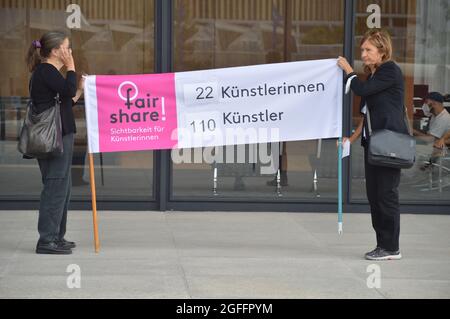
[0,211,449,298]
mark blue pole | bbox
[338,137,343,234]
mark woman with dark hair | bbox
[26,31,84,254]
[337,29,408,261]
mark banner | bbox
[84,58,343,153]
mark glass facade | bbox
[0,0,449,211]
[172,0,344,201]
[350,0,450,204]
[0,0,155,202]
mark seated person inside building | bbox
[412,92,450,172]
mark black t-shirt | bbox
[30,63,77,135]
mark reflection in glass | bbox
[172,0,344,200]
[0,0,155,201]
[350,0,450,203]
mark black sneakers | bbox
[36,241,72,255]
[365,247,402,260]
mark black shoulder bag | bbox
[366,105,416,169]
[18,74,64,159]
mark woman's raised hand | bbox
[337,56,353,75]
[60,47,75,71]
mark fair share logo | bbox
[110,81,167,124]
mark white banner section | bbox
[174,58,342,149]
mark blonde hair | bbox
[360,29,393,73]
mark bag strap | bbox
[366,105,413,137]
[29,72,34,96]
[366,104,372,137]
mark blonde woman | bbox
[338,29,408,261]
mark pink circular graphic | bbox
[117,81,138,101]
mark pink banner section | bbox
[95,73,178,152]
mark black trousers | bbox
[364,147,401,252]
[37,133,74,244]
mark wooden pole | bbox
[88,153,100,253]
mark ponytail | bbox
[26,40,42,72]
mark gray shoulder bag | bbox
[18,73,64,159]
[366,106,416,169]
